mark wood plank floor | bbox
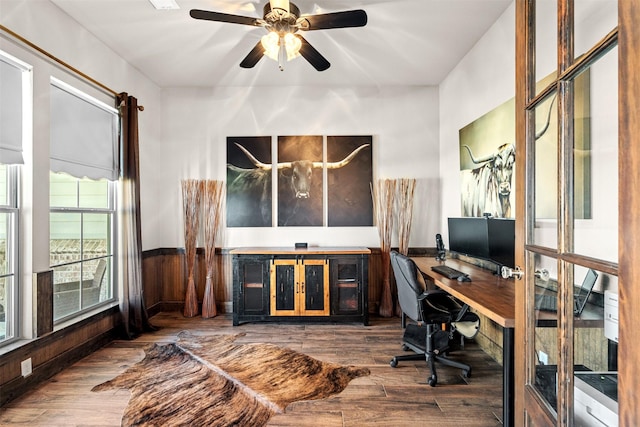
[0,312,504,426]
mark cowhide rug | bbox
[92,332,370,426]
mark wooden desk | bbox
[412,257,515,327]
[412,256,516,427]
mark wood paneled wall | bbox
[0,307,119,406]
[141,247,418,316]
[35,270,53,337]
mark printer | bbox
[574,291,618,426]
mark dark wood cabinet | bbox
[231,247,369,325]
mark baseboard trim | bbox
[0,327,118,406]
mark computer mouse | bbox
[457,274,472,282]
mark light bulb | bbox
[283,33,301,61]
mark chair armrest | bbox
[417,290,447,301]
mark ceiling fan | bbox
[189,0,368,71]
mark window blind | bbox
[50,79,119,181]
[0,55,25,164]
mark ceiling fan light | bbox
[283,33,301,61]
[270,0,289,14]
[261,32,280,61]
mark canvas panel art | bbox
[327,136,373,227]
[277,135,323,227]
[226,136,272,227]
[226,135,374,227]
[459,71,591,219]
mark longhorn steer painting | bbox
[227,136,272,227]
[227,135,373,227]
[277,135,324,226]
[459,72,591,219]
[327,136,373,226]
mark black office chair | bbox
[389,250,479,386]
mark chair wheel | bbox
[428,375,437,387]
[402,344,410,351]
[390,358,398,368]
[463,369,471,378]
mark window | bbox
[49,79,118,322]
[50,173,115,321]
[0,165,18,342]
[0,50,28,346]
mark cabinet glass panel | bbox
[303,264,325,311]
[335,261,359,313]
[532,253,559,416]
[274,263,296,311]
[535,0,558,90]
[574,0,617,61]
[573,48,618,263]
[533,92,558,249]
[243,263,265,312]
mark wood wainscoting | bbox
[142,247,437,318]
[0,307,119,406]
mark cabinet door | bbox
[270,259,297,316]
[238,258,269,314]
[330,257,362,315]
[299,259,329,316]
[270,258,329,316]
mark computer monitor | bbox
[447,217,490,260]
[447,217,515,270]
[487,218,515,268]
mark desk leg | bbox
[503,327,515,427]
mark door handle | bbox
[535,269,550,282]
[501,265,524,280]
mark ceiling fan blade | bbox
[299,10,367,31]
[189,9,260,26]
[296,35,330,71]
[239,41,265,68]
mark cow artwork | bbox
[460,94,556,218]
[327,136,373,226]
[460,143,516,218]
[227,137,272,227]
[226,136,372,227]
[277,135,323,226]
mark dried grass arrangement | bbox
[396,178,417,256]
[372,178,396,318]
[181,179,202,318]
[201,180,225,319]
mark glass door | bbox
[516,0,618,425]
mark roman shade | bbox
[0,55,25,164]
[50,79,119,181]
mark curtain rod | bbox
[1,24,131,103]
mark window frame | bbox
[48,77,119,324]
[0,165,19,346]
[49,174,117,323]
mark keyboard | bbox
[431,264,465,279]
[535,293,580,314]
[534,294,558,312]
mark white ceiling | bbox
[50,0,512,88]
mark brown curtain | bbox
[118,93,155,338]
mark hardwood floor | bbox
[0,312,503,426]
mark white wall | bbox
[153,85,441,250]
[2,1,440,257]
[438,2,618,290]
[1,0,162,337]
[439,2,516,239]
[1,0,162,264]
